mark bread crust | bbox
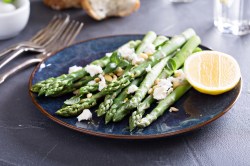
[43,0,140,20]
[43,0,81,10]
[81,0,140,21]
[81,0,101,20]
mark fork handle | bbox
[0,45,17,59]
[0,58,42,84]
[0,49,25,69]
[0,43,46,59]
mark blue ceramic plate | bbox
[29,35,241,139]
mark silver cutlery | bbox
[0,14,70,69]
[0,20,84,84]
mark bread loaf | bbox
[43,0,81,10]
[81,0,140,20]
[43,0,140,20]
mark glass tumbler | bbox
[214,0,250,35]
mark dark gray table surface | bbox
[0,0,250,166]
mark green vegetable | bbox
[55,74,132,117]
[96,88,122,117]
[135,31,157,54]
[31,40,140,97]
[129,41,202,130]
[137,81,192,128]
[3,0,14,3]
[112,56,171,122]
[129,68,170,130]
[167,35,201,71]
[105,78,143,124]
[55,29,196,118]
[112,34,200,123]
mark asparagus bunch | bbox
[103,77,143,122]
[128,35,201,130]
[137,81,192,128]
[31,28,206,131]
[31,40,141,96]
[112,35,201,123]
[72,32,160,98]
[100,28,196,97]
[56,29,196,117]
[95,35,169,117]
[112,56,171,122]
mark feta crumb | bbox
[153,78,173,100]
[157,78,173,87]
[153,87,166,100]
[174,69,185,78]
[132,56,145,65]
[40,63,46,69]
[68,65,83,74]
[85,64,103,77]
[144,43,156,55]
[110,63,116,68]
[169,107,179,112]
[127,85,139,94]
[77,109,92,121]
[145,65,152,72]
[172,69,186,88]
[98,74,107,91]
[87,80,96,85]
[106,52,112,57]
[118,46,135,59]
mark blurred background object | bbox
[43,0,140,21]
[0,0,30,40]
[214,0,250,35]
[169,0,193,3]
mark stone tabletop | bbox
[0,0,249,165]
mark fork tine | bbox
[64,22,84,46]
[31,16,61,44]
[45,20,83,53]
[41,20,74,53]
[33,15,70,47]
[56,20,76,48]
[30,15,59,42]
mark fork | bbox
[0,15,70,69]
[0,20,84,84]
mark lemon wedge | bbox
[184,51,241,95]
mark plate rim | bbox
[28,34,242,139]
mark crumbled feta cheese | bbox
[127,85,139,94]
[157,78,173,87]
[144,43,156,55]
[132,56,145,65]
[98,74,107,91]
[169,107,179,112]
[40,63,46,69]
[118,46,135,59]
[153,78,173,100]
[125,53,137,61]
[145,65,152,72]
[174,69,185,78]
[106,52,112,57]
[85,64,103,77]
[117,44,149,66]
[110,63,117,68]
[87,80,96,85]
[68,65,83,74]
[77,109,92,121]
[172,69,186,88]
[153,86,168,100]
